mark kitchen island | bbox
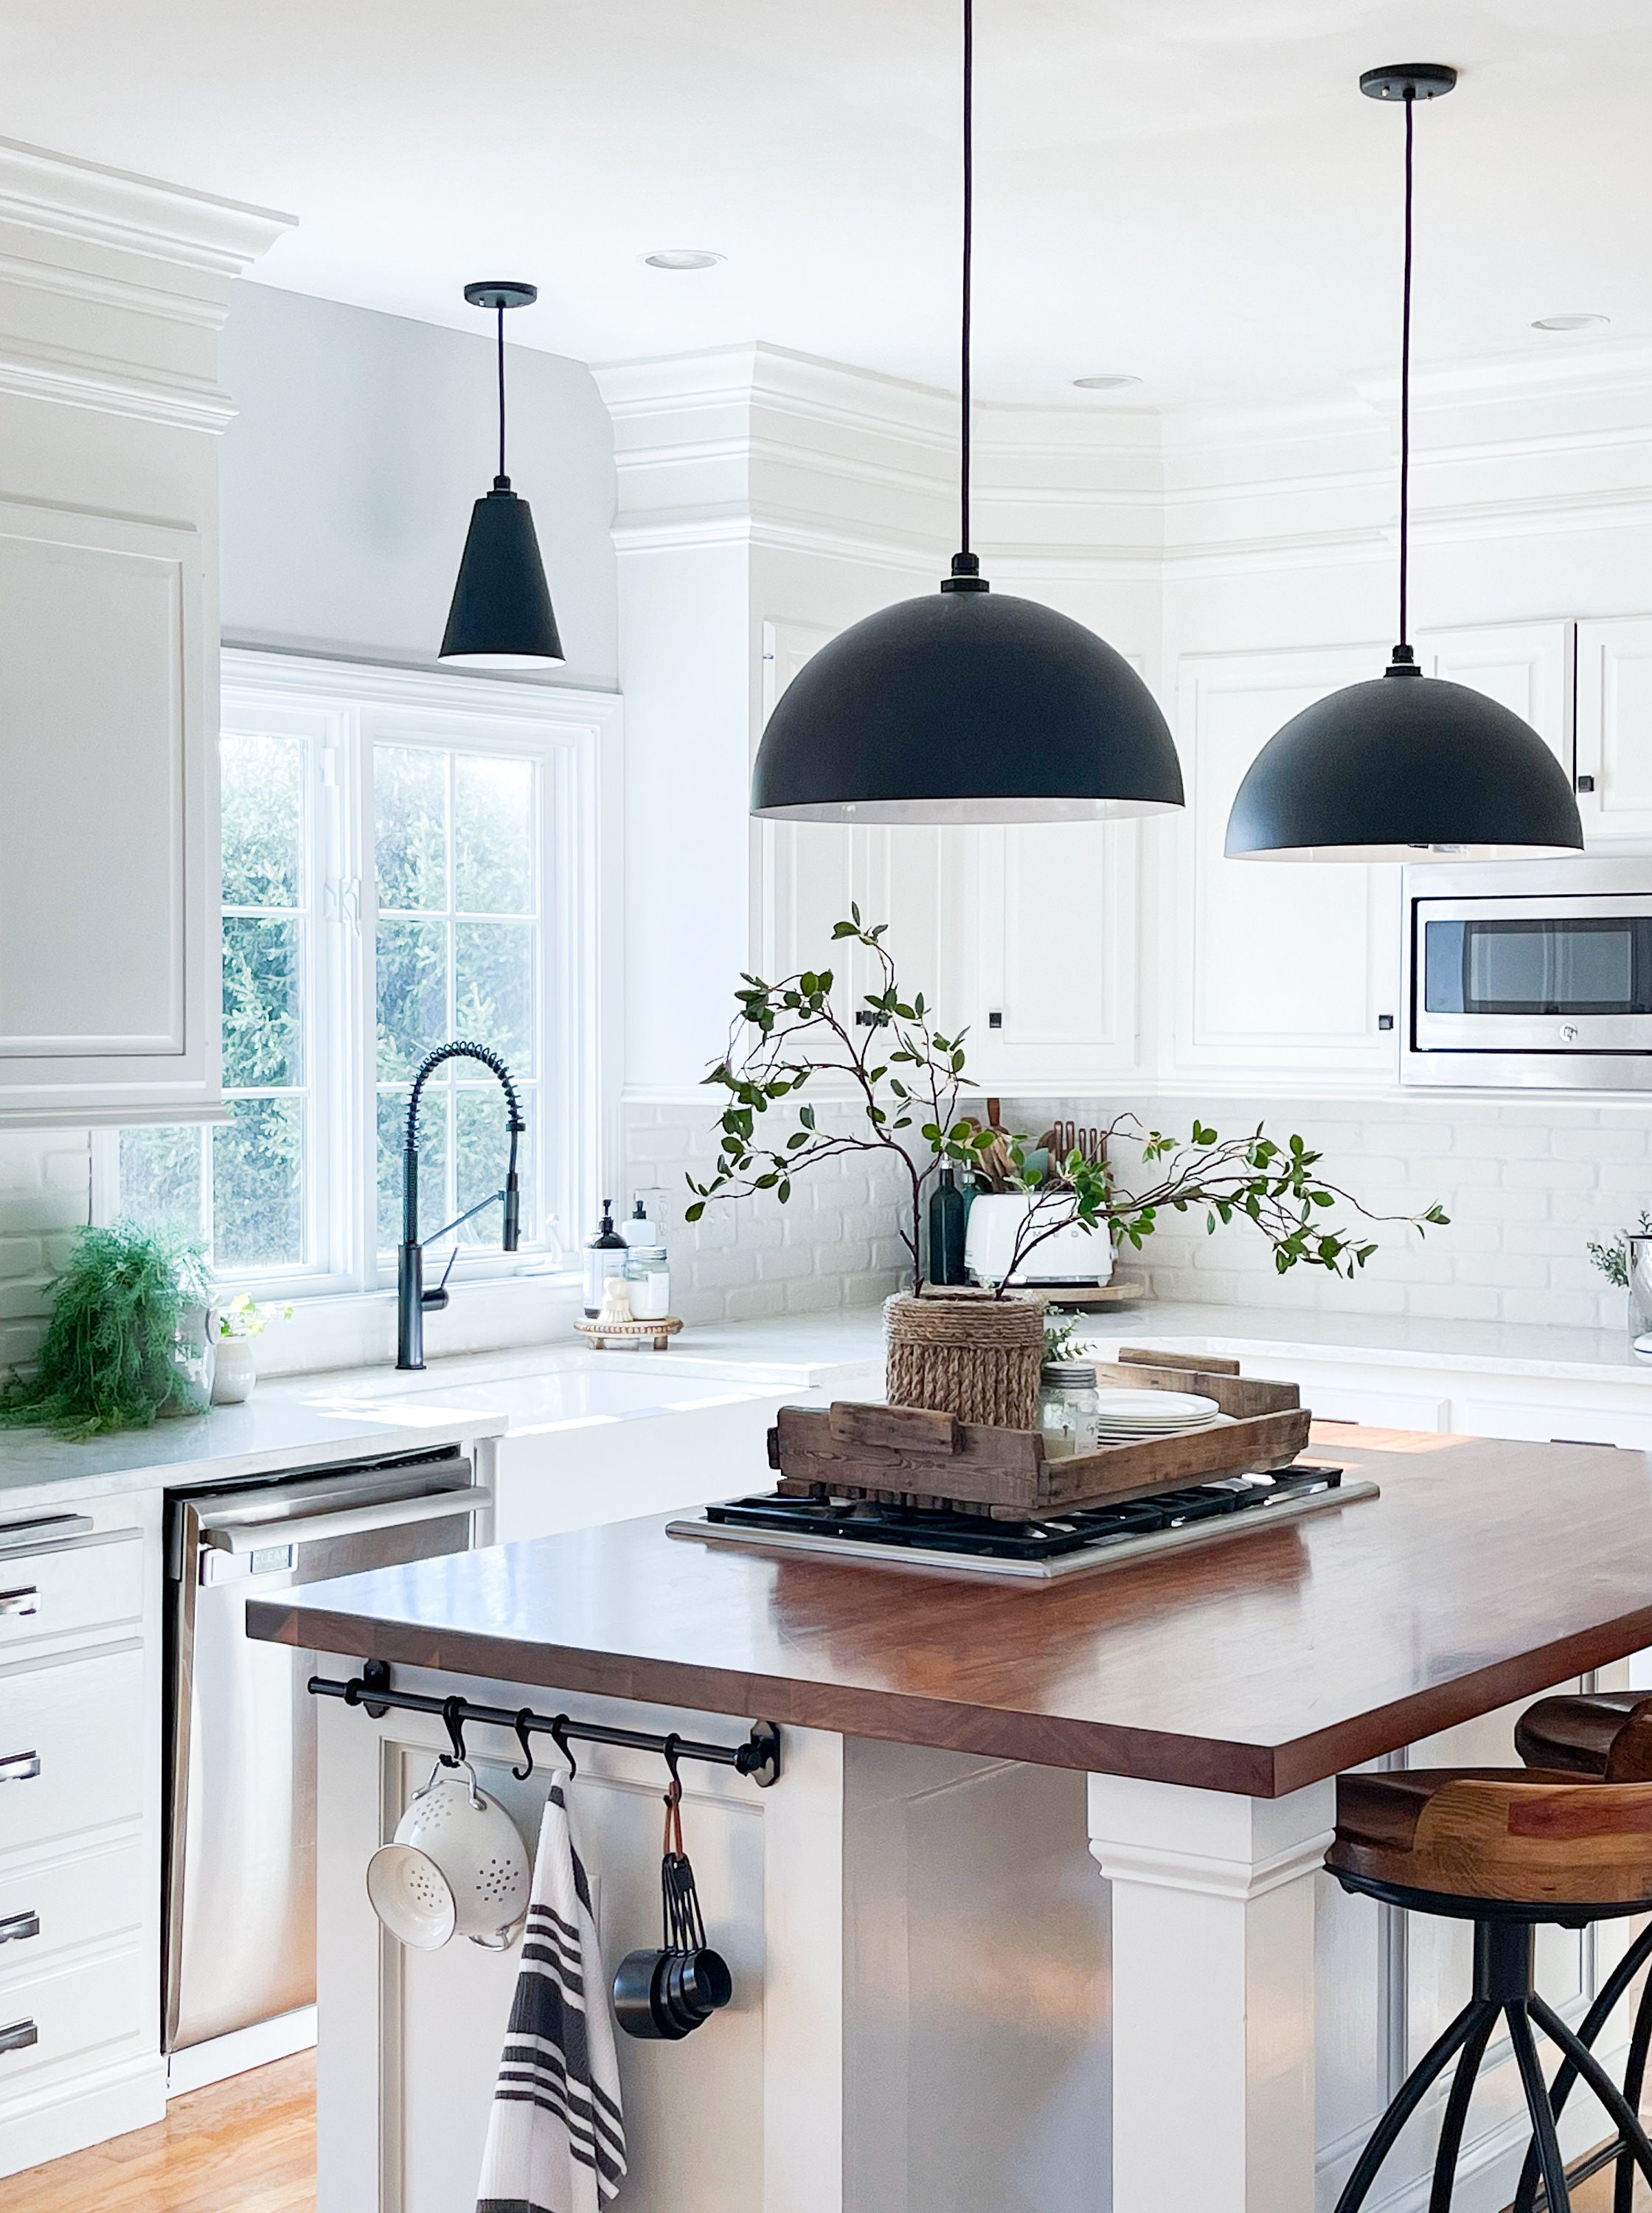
[250,1427,1652,2213]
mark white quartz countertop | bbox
[5,1292,1646,1509]
[1080,1298,1652,1386]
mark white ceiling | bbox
[4,0,1651,406]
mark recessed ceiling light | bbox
[1531,312,1610,332]
[643,249,725,271]
[1072,373,1142,390]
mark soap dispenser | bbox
[583,1200,627,1317]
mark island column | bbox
[1089,1770,1337,2213]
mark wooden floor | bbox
[0,2043,1644,2210]
[4,2051,315,2213]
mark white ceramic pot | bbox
[964,1193,1113,1286]
[367,1761,531,1950]
[211,1337,257,1405]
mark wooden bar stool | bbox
[1510,1690,1652,2213]
[1325,1764,1652,2212]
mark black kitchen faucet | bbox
[397,1040,524,1371]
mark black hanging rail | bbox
[308,1658,781,1788]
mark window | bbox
[97,651,619,1299]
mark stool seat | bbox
[1328,1766,1652,1911]
[1515,1689,1652,1780]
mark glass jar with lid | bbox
[623,1244,671,1321]
[1039,1361,1100,1458]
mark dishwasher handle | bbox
[201,1485,491,1555]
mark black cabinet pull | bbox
[0,1911,39,1945]
[0,2019,38,2054]
[0,1751,40,1783]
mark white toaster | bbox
[963,1193,1114,1286]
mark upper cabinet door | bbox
[943,820,1140,1095]
[0,503,216,1126]
[1171,647,1401,1082]
[1576,617,1652,839]
[1415,620,1572,774]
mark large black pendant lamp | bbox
[749,1,1183,824]
[440,280,564,669]
[1225,66,1582,861]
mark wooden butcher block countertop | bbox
[247,1427,1652,1798]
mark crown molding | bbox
[0,136,293,278]
[0,331,235,429]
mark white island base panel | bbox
[315,1660,1645,2213]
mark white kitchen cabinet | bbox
[940,819,1140,1092]
[0,142,287,1127]
[1576,615,1652,839]
[1170,646,1402,1083]
[1415,618,1573,774]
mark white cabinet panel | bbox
[945,820,1139,1091]
[1416,620,1572,773]
[1452,1396,1652,1450]
[0,1644,145,1855]
[1577,616,1652,839]
[0,503,215,1125]
[1173,649,1401,1079]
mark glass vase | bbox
[1628,1234,1652,1357]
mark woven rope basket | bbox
[884,1288,1047,1432]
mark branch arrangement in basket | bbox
[686,914,1448,1296]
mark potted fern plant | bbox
[688,913,1449,1428]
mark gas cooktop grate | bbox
[670,1464,1378,1583]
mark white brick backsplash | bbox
[0,1130,91,1368]
[625,1097,908,1324]
[1000,1094,1652,1334]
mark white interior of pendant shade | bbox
[752,794,1183,824]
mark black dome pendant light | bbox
[1225,66,1582,861]
[749,0,1184,824]
[440,280,565,669]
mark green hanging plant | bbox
[0,1223,211,1438]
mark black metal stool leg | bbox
[1508,2001,1574,2213]
[1429,2006,1496,2213]
[1614,1961,1652,2213]
[1333,2001,1487,2213]
[1513,1919,1652,2213]
[1530,1993,1652,2192]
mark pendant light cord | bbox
[959,0,973,562]
[496,302,508,488]
[1397,86,1415,654]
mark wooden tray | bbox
[769,1361,1310,1521]
[575,1314,682,1351]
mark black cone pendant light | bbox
[440,280,564,669]
[1225,67,1581,862]
[749,1,1183,824]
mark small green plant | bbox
[215,1292,293,1340]
[1586,1212,1652,1289]
[1043,1315,1088,1365]
[0,1223,210,1438]
[688,913,1450,1294]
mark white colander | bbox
[366,1760,532,1950]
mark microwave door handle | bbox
[199,1484,491,1555]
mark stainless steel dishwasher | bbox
[164,1448,488,2054]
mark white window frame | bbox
[93,648,622,1300]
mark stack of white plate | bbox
[1092,1388,1224,1443]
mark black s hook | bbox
[440,1694,469,1769]
[510,1707,536,1781]
[551,1712,578,1779]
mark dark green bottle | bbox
[928,1166,967,1285]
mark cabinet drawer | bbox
[0,1836,145,1981]
[0,1644,145,1854]
[0,1947,149,2103]
[0,1531,142,1653]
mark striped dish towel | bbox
[476,1773,627,2212]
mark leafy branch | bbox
[993,1117,1449,1289]
[687,916,1450,1301]
[1587,1211,1652,1289]
[685,910,992,1294]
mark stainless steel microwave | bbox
[1403,859,1652,1089]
